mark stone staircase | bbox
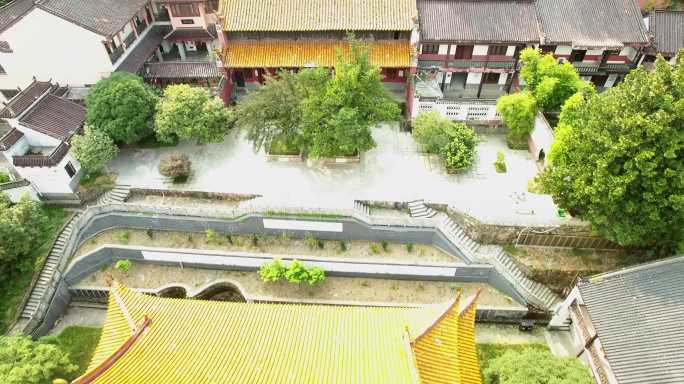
[493,250,561,311]
[407,199,437,218]
[353,200,371,217]
[438,214,481,260]
[93,184,131,206]
[20,210,83,319]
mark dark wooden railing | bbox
[13,142,69,167]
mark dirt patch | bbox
[126,194,244,210]
[76,264,520,308]
[73,228,459,264]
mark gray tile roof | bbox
[18,93,86,140]
[163,26,216,42]
[37,0,149,37]
[536,0,649,48]
[0,0,34,33]
[143,61,220,79]
[578,255,684,384]
[418,0,540,43]
[648,11,684,55]
[0,79,52,118]
[115,25,167,73]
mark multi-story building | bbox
[413,0,649,121]
[214,0,416,105]
[0,0,160,101]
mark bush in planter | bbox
[494,151,507,173]
[441,125,477,173]
[411,111,455,154]
[159,152,191,182]
[259,258,286,283]
[284,259,309,284]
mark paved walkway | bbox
[109,124,573,226]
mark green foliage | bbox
[441,125,478,173]
[519,48,591,112]
[71,127,118,174]
[158,152,192,182]
[154,84,234,145]
[305,233,318,249]
[42,326,102,380]
[380,239,389,252]
[494,152,507,173]
[284,259,310,284]
[115,259,131,273]
[0,172,10,183]
[338,240,347,252]
[496,92,537,140]
[226,234,233,245]
[146,228,154,239]
[482,346,592,384]
[251,234,260,247]
[301,35,400,157]
[406,243,414,253]
[118,231,130,245]
[306,266,326,285]
[236,68,327,153]
[412,111,458,154]
[85,72,158,144]
[259,258,286,282]
[541,54,684,252]
[205,229,217,243]
[370,243,381,254]
[0,334,77,384]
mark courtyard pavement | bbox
[109,124,576,226]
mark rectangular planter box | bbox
[318,154,360,164]
[265,151,304,163]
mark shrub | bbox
[158,152,191,182]
[305,233,318,249]
[284,259,309,283]
[205,229,217,243]
[118,231,130,245]
[339,240,347,252]
[306,267,326,286]
[406,243,414,253]
[146,229,154,239]
[71,128,118,175]
[0,335,77,384]
[259,258,286,283]
[380,240,389,252]
[114,259,132,273]
[483,347,592,384]
[494,152,507,173]
[317,239,325,249]
[441,125,477,173]
[370,243,381,254]
[226,234,233,245]
[251,234,260,247]
[496,92,537,141]
[412,111,455,154]
[0,172,10,183]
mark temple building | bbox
[214,0,417,107]
[644,10,684,64]
[72,283,482,383]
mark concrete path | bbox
[109,124,573,226]
[475,323,576,358]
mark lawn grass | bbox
[0,207,69,333]
[477,343,549,382]
[46,326,102,379]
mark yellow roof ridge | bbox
[459,288,482,318]
[411,291,462,343]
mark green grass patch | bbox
[477,343,549,380]
[0,207,69,333]
[45,326,102,379]
[0,171,10,183]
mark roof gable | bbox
[218,0,417,32]
[37,0,148,37]
[649,11,684,55]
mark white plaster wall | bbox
[530,113,554,159]
[0,8,113,89]
[7,119,62,147]
[466,72,482,85]
[555,46,572,55]
[505,46,516,56]
[1,135,29,158]
[14,151,81,194]
[473,45,488,56]
[498,73,508,85]
[438,44,449,55]
[449,45,457,55]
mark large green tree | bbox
[301,37,400,157]
[235,68,327,152]
[0,195,47,278]
[70,127,118,175]
[496,91,537,140]
[519,48,591,112]
[154,85,234,144]
[0,335,76,384]
[85,73,158,144]
[483,347,592,384]
[542,54,684,252]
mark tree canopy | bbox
[412,111,477,172]
[0,195,47,278]
[0,335,76,384]
[542,54,684,252]
[495,91,537,140]
[300,37,401,157]
[483,347,592,384]
[154,85,234,145]
[235,68,327,152]
[70,127,118,175]
[85,73,158,144]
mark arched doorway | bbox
[195,282,246,302]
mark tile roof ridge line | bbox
[111,282,137,332]
[582,254,684,283]
[14,81,54,121]
[402,328,422,384]
[458,288,482,318]
[411,291,462,343]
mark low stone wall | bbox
[129,188,260,202]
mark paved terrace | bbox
[110,124,575,226]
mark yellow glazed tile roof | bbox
[75,283,481,384]
[220,40,411,68]
[218,0,416,32]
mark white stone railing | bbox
[413,97,501,122]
